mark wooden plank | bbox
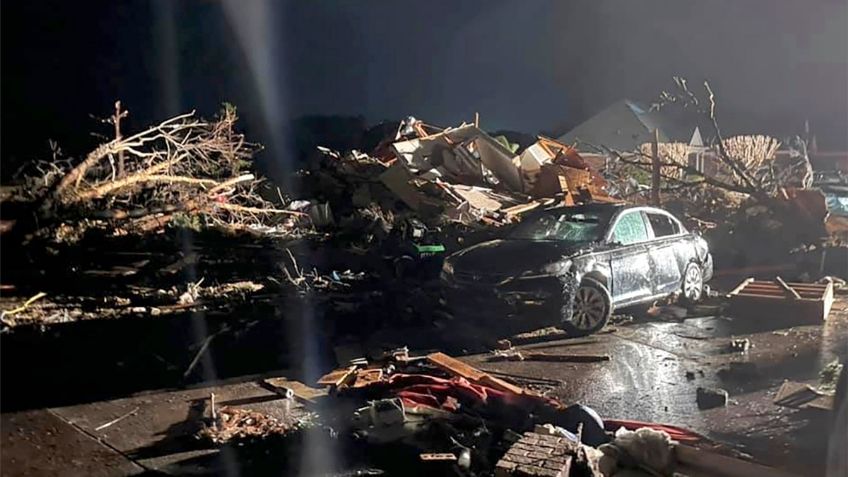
[822,280,835,320]
[316,366,357,387]
[726,278,753,297]
[427,352,488,381]
[735,286,822,295]
[523,352,610,362]
[263,377,328,404]
[427,352,529,396]
[744,283,826,292]
[734,290,821,299]
[420,453,457,462]
[732,293,817,301]
[747,280,826,288]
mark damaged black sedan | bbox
[441,203,713,335]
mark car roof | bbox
[542,202,630,215]
[543,202,673,217]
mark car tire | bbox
[393,255,414,278]
[680,262,704,304]
[562,279,612,336]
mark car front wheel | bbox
[562,279,612,336]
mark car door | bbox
[644,212,684,295]
[607,210,654,305]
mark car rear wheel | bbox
[681,262,704,303]
[562,279,612,336]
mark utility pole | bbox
[651,128,661,206]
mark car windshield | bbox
[509,210,609,242]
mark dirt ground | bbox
[2,290,845,476]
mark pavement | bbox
[2,293,846,476]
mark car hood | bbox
[450,239,592,275]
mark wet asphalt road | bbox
[462,297,848,476]
[2,294,846,476]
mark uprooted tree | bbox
[36,103,301,234]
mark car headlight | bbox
[520,260,572,279]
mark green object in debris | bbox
[819,359,844,391]
[494,135,520,153]
[414,244,445,254]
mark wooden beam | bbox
[775,276,801,299]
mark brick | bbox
[547,447,567,457]
[513,442,536,452]
[509,454,535,465]
[515,464,561,477]
[507,447,530,457]
[500,432,576,476]
[535,440,554,449]
[543,458,569,471]
[495,460,517,477]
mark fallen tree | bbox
[38,104,301,235]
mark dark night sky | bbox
[2,0,847,177]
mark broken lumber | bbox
[316,366,358,388]
[263,377,328,405]
[426,352,528,395]
[523,352,610,363]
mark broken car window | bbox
[647,213,679,237]
[509,211,607,243]
[612,212,649,244]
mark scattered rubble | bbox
[275,346,801,476]
[198,405,315,444]
[819,359,844,392]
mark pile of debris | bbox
[306,117,618,234]
[235,348,799,476]
[12,110,619,242]
[198,406,307,444]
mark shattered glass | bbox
[510,211,608,243]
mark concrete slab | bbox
[51,381,308,475]
[1,409,144,476]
